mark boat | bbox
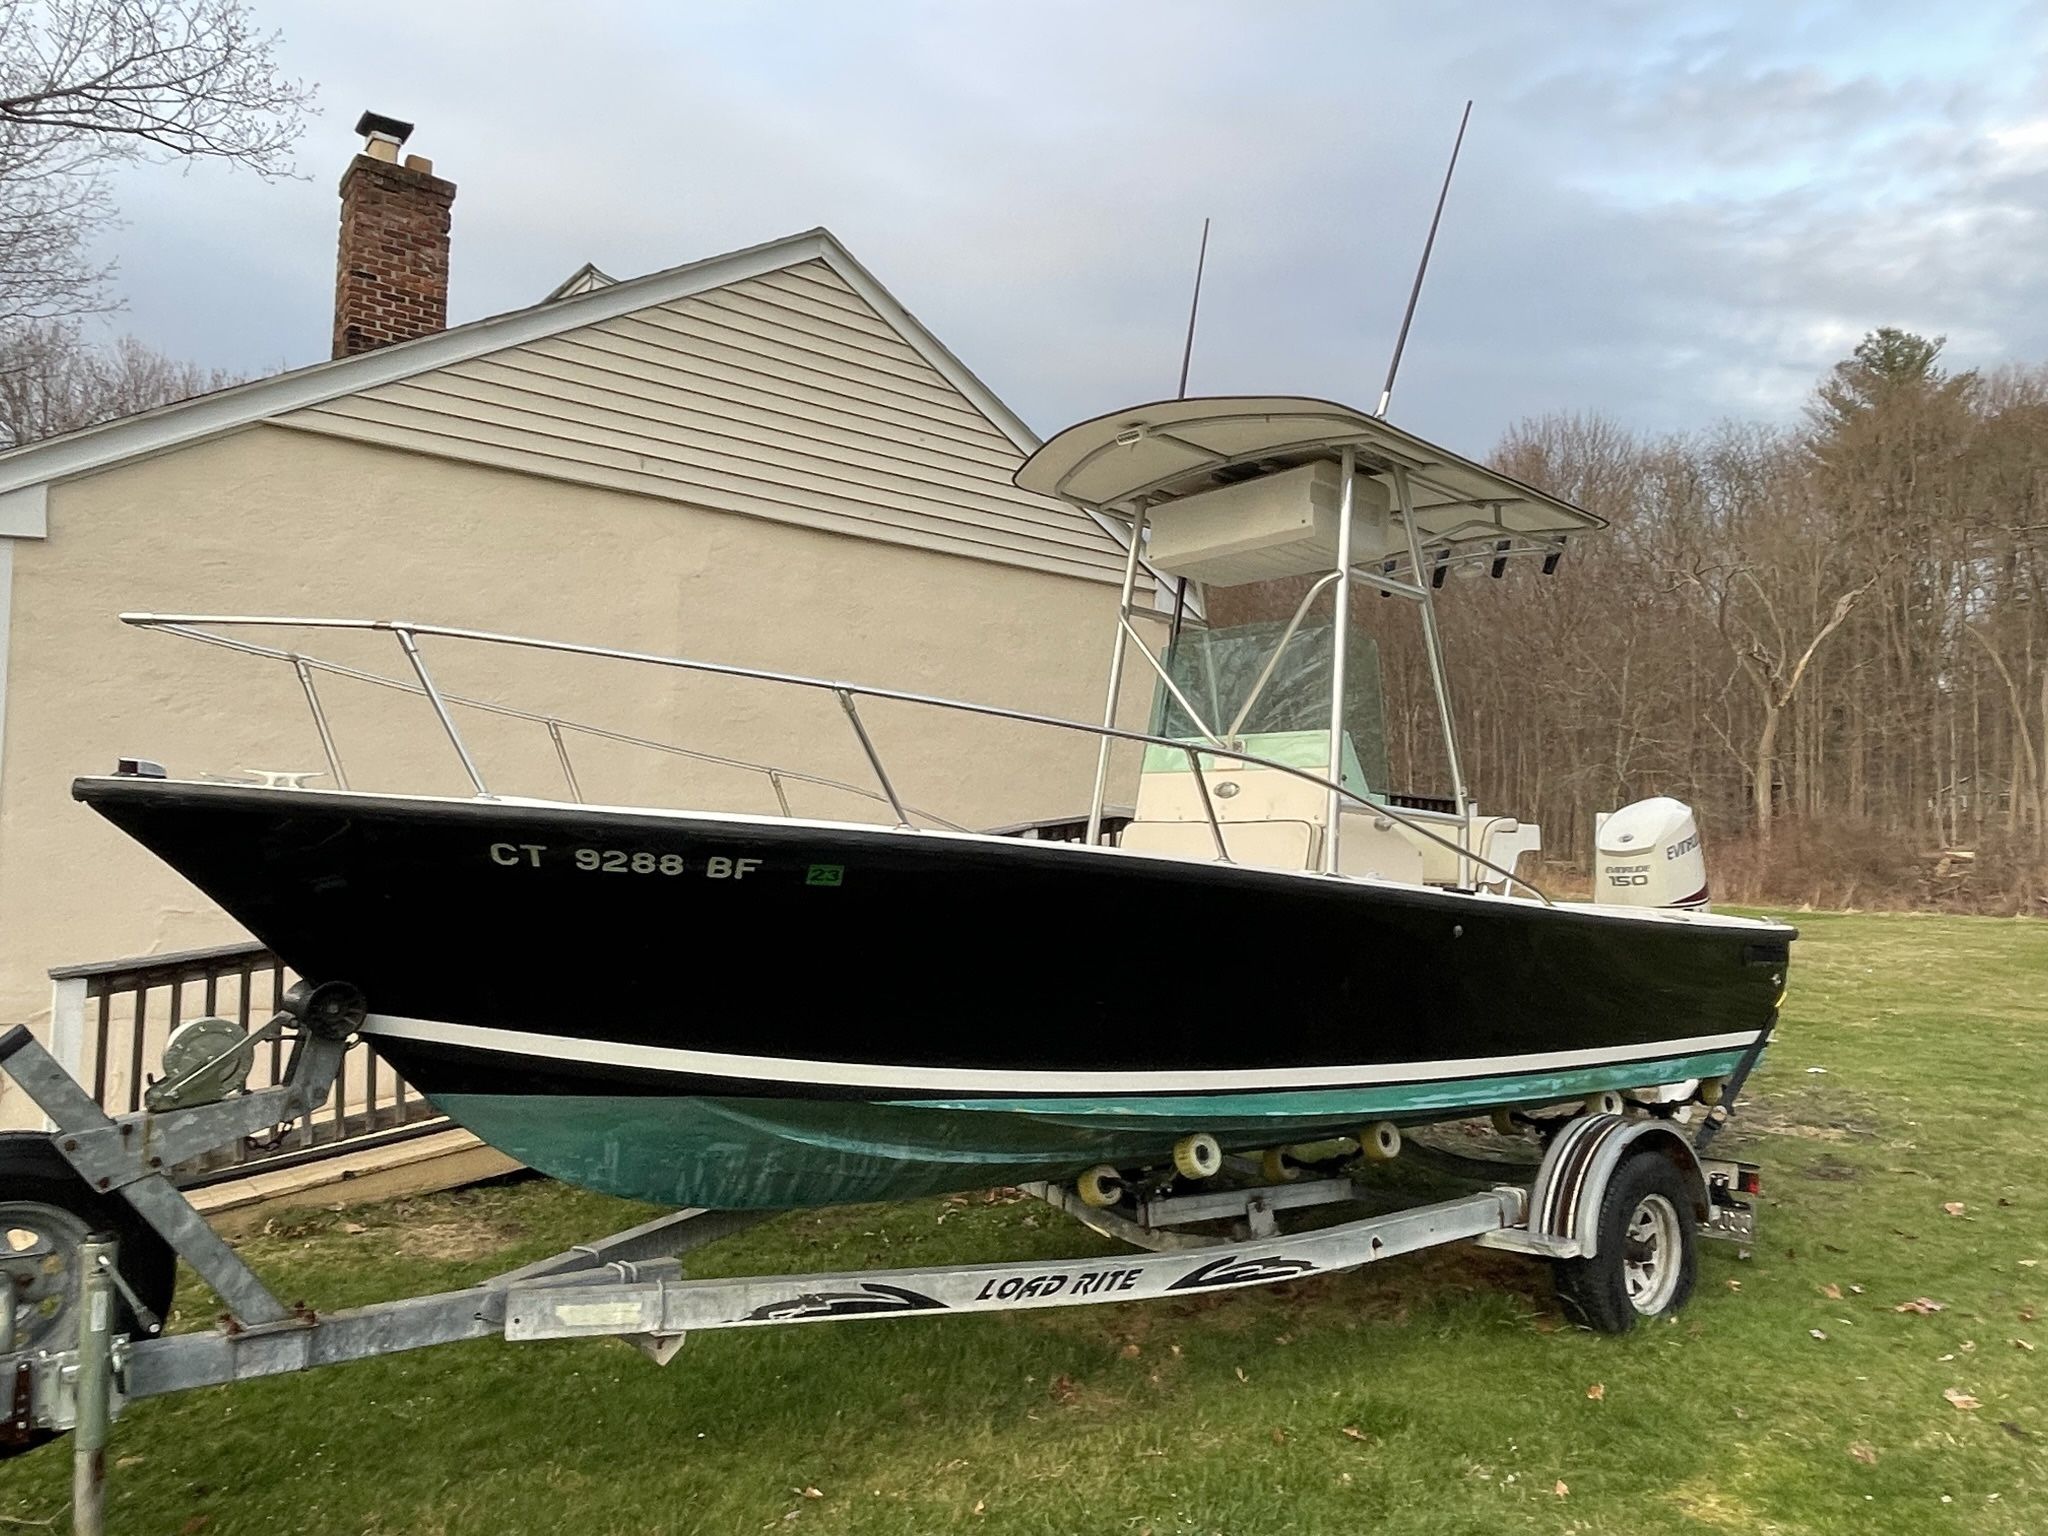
[73,396,1794,1210]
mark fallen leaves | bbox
[1553,1480,1570,1498]
[2012,1338,2035,1352]
[1942,1388,1981,1412]
[1894,1297,1948,1314]
[1339,1426,1372,1444]
[1942,1202,1966,1217]
[1585,1383,1605,1402]
[1809,1329,1829,1341]
[1820,1282,1843,1300]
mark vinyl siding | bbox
[280,260,1133,585]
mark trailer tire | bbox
[1551,1149,1697,1334]
[1,1132,177,1459]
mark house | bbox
[0,115,1161,1129]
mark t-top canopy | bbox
[1016,396,1604,547]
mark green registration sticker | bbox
[806,864,845,887]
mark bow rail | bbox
[119,612,1552,905]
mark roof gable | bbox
[0,226,1175,593]
[545,262,618,300]
[0,228,1041,490]
[278,257,1134,582]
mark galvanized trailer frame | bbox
[1,985,1758,1536]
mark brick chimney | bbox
[332,111,456,358]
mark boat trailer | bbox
[0,983,1762,1535]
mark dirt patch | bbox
[1798,1155,1861,1183]
[389,1214,520,1262]
[1727,1091,1880,1144]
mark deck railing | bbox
[117,613,1549,901]
[46,942,444,1187]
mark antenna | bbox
[1176,217,1211,399]
[1375,100,1472,419]
[1167,217,1211,645]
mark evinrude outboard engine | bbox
[1593,796,1707,909]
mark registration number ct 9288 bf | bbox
[488,842,763,879]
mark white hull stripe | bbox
[360,1014,1758,1096]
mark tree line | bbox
[1361,329,2048,907]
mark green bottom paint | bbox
[434,1050,1745,1210]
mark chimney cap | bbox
[353,110,414,146]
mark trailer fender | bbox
[1527,1115,1707,1260]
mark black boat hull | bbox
[75,778,1789,1208]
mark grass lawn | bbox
[4,911,2045,1534]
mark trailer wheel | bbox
[1551,1150,1697,1334]
[1,1133,177,1459]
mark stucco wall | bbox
[0,426,1153,1126]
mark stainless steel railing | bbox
[119,612,1551,903]
[141,617,971,833]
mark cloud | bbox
[86,0,2048,455]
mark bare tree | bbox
[0,0,311,322]
[1693,552,1884,845]
[0,316,238,444]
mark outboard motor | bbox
[1593,796,1707,909]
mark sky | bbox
[90,0,2048,454]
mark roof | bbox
[1016,395,1603,547]
[543,262,618,301]
[0,228,1043,506]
